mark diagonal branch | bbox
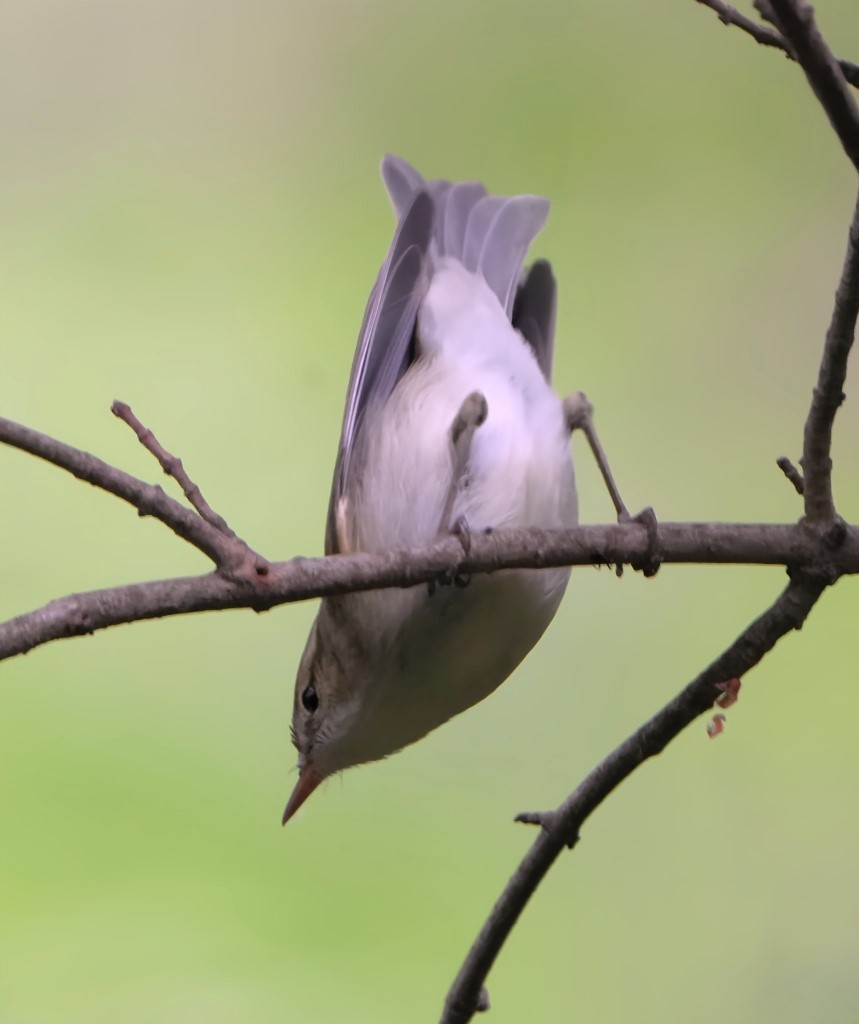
[440,574,826,1024]
[695,0,859,88]
[111,401,238,539]
[801,188,859,522]
[0,413,266,579]
[766,0,859,171]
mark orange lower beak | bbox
[282,765,323,825]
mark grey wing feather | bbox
[512,259,557,381]
[325,190,434,555]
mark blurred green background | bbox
[2,1,859,1021]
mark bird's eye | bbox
[301,684,319,713]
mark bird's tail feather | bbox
[380,154,549,320]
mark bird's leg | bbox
[563,391,660,577]
[563,391,629,520]
[439,390,488,539]
[429,391,488,594]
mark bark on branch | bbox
[441,573,826,1024]
[3,412,856,666]
[695,0,859,89]
[0,505,856,664]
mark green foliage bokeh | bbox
[1,2,858,1021]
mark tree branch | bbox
[0,481,856,663]
[0,413,267,578]
[801,188,859,522]
[695,0,859,89]
[766,0,859,171]
[3,408,857,666]
[440,574,825,1024]
[437,5,859,1018]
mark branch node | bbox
[218,551,274,586]
[627,506,661,577]
[753,0,780,32]
[824,517,848,550]
[695,0,859,89]
[515,810,579,849]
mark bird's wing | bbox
[324,190,434,555]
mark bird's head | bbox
[283,606,365,823]
[282,593,453,824]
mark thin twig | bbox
[111,400,238,538]
[800,189,859,523]
[697,0,787,47]
[776,456,805,495]
[766,0,859,171]
[695,0,859,88]
[440,574,826,1024]
[0,416,248,570]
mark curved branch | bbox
[801,188,859,521]
[440,574,825,1024]
[440,7,859,1018]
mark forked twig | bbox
[111,400,237,538]
[696,0,859,88]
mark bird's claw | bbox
[428,516,473,593]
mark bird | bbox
[283,155,579,823]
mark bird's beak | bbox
[282,764,323,825]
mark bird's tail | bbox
[380,154,550,321]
